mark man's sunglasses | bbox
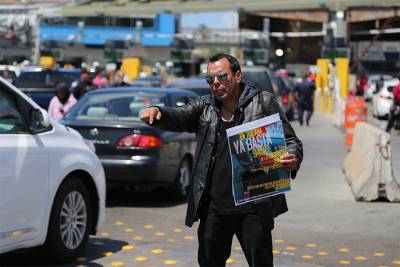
[205,72,228,84]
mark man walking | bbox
[294,73,316,126]
[140,54,303,267]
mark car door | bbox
[0,82,49,248]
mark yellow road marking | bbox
[306,243,317,248]
[272,249,280,254]
[164,259,177,265]
[144,224,154,229]
[132,236,143,241]
[339,260,351,265]
[155,231,166,236]
[124,228,134,233]
[274,239,284,244]
[317,251,329,256]
[167,238,176,243]
[393,260,400,265]
[115,221,124,226]
[184,235,194,240]
[151,248,164,254]
[122,245,135,251]
[102,252,113,257]
[354,256,367,260]
[134,256,148,262]
[302,255,313,259]
[173,228,183,233]
[286,246,297,251]
[100,232,110,237]
[233,246,241,251]
[338,247,349,253]
[226,258,235,264]
[111,261,125,266]
[373,252,385,257]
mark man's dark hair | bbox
[209,53,241,74]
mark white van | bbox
[0,77,106,262]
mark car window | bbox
[18,71,79,89]
[241,68,275,95]
[0,86,26,133]
[66,92,167,121]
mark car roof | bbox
[88,87,199,96]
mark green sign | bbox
[104,50,123,61]
[171,49,192,62]
[322,48,350,59]
[243,49,268,63]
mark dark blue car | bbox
[17,67,81,109]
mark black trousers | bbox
[297,102,313,126]
[197,212,273,267]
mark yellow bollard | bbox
[335,58,349,100]
[316,59,329,113]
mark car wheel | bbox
[168,158,191,201]
[39,177,93,263]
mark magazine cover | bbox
[226,113,290,206]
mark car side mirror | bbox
[29,108,50,134]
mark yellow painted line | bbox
[100,232,110,237]
[173,228,183,233]
[92,241,104,246]
[151,248,164,254]
[306,243,317,248]
[122,245,135,251]
[393,260,400,265]
[373,252,385,257]
[226,258,235,264]
[111,261,125,266]
[102,252,113,257]
[274,239,284,244]
[115,221,125,226]
[378,265,390,267]
[12,231,23,237]
[144,224,154,229]
[155,231,166,236]
[164,259,177,265]
[339,260,351,265]
[286,246,297,251]
[233,246,242,251]
[167,238,176,243]
[338,247,349,253]
[302,254,314,259]
[124,228,134,233]
[132,236,143,241]
[317,251,329,256]
[184,235,194,240]
[76,257,86,261]
[354,256,367,261]
[272,249,280,254]
[134,256,148,262]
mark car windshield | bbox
[65,92,166,121]
[241,68,275,94]
[18,71,79,89]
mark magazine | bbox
[226,113,290,206]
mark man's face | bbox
[207,58,241,102]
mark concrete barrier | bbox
[342,122,400,202]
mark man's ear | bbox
[235,70,241,83]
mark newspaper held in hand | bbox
[226,113,290,206]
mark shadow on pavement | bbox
[106,185,185,208]
[0,238,127,267]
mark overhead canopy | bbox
[62,0,400,17]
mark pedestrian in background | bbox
[70,70,93,99]
[48,83,77,121]
[140,53,303,267]
[294,72,316,126]
[386,76,400,133]
[112,70,129,87]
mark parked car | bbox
[129,75,163,87]
[241,65,276,95]
[60,87,198,200]
[0,77,106,262]
[364,74,393,101]
[165,78,210,96]
[372,78,399,119]
[16,67,81,109]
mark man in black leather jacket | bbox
[141,54,303,267]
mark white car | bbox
[372,78,399,119]
[0,77,106,262]
[364,74,393,101]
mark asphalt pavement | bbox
[2,111,400,267]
